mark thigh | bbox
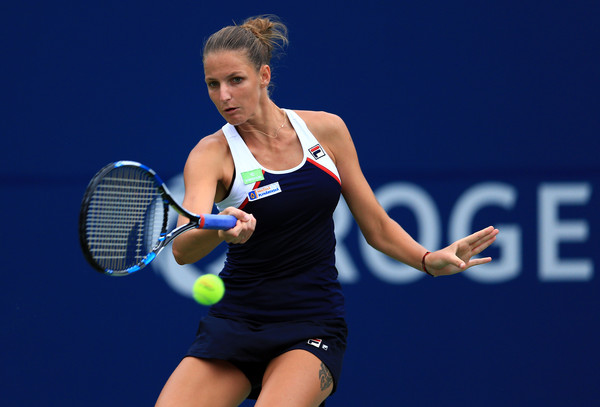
[155,356,252,407]
[255,349,333,407]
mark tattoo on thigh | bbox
[319,362,333,391]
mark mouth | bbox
[223,107,238,114]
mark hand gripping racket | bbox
[79,161,237,276]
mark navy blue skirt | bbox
[186,314,348,402]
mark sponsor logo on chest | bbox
[248,182,282,202]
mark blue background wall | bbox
[3,1,598,405]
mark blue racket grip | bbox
[200,214,238,230]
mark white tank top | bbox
[216,109,340,211]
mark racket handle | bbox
[200,214,238,230]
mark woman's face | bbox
[203,50,269,125]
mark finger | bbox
[219,221,247,243]
[471,234,498,256]
[450,254,467,270]
[233,215,256,244]
[220,206,251,222]
[465,226,496,244]
[464,226,497,245]
[467,257,492,268]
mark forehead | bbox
[203,50,254,78]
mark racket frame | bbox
[79,161,236,276]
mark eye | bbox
[206,80,219,89]
[231,77,243,84]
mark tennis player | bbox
[155,15,499,407]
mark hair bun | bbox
[241,15,288,54]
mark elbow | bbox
[174,256,188,266]
[359,214,392,251]
[361,221,389,252]
[365,236,382,252]
[171,232,220,265]
[172,244,191,265]
[362,230,382,251]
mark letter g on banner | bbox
[451,182,520,283]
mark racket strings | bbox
[85,167,166,272]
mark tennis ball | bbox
[192,274,225,306]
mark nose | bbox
[219,85,232,103]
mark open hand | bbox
[425,226,499,277]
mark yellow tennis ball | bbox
[192,274,225,306]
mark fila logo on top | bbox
[309,144,325,160]
[307,338,329,350]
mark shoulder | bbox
[292,110,353,165]
[293,110,347,137]
[183,129,232,183]
[188,130,230,162]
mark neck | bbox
[238,104,287,139]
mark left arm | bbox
[300,111,498,276]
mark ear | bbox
[259,65,271,88]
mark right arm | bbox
[172,133,256,265]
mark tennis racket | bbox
[79,160,237,276]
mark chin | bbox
[226,118,246,126]
[221,111,247,126]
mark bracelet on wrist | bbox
[422,251,434,277]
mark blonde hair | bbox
[203,15,289,71]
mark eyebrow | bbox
[205,71,246,82]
